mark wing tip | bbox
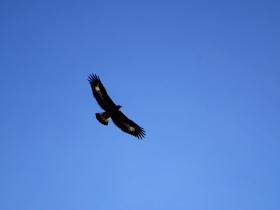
[136,128,146,140]
[88,74,100,83]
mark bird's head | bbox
[117,105,122,110]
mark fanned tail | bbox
[95,112,111,125]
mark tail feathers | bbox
[96,112,111,125]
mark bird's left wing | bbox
[111,111,145,139]
[88,74,116,110]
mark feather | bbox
[95,112,110,125]
[88,74,116,111]
[111,111,145,139]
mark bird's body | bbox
[88,74,145,139]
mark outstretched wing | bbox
[111,111,145,139]
[88,74,116,111]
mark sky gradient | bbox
[1,0,280,209]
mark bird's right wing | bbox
[111,111,145,139]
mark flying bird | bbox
[88,74,145,139]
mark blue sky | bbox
[1,0,280,209]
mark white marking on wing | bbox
[124,123,135,132]
[95,86,100,91]
[95,85,104,99]
[119,118,136,132]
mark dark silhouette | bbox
[88,74,145,139]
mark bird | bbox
[88,74,145,139]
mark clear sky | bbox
[1,0,280,209]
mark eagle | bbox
[88,74,145,139]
